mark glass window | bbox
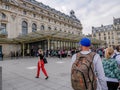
[93,34,96,37]
[32,7,35,10]
[1,23,6,32]
[104,33,106,35]
[54,21,56,24]
[104,37,106,40]
[5,5,9,9]
[48,27,51,30]
[41,25,44,30]
[48,12,50,15]
[48,19,50,22]
[99,33,101,36]
[23,10,27,15]
[41,16,43,19]
[32,23,37,32]
[33,14,36,18]
[2,13,6,19]
[40,10,43,13]
[22,21,28,35]
[23,3,26,6]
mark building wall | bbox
[0,0,82,38]
[0,0,82,57]
[92,18,120,47]
[0,44,21,57]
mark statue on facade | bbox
[70,10,77,19]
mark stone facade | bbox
[0,0,82,57]
[92,17,120,47]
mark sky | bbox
[36,0,120,35]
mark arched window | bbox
[48,27,51,30]
[32,23,37,32]
[41,25,44,30]
[22,21,28,35]
[2,13,6,19]
[99,33,101,36]
[1,23,6,32]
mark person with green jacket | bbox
[102,47,120,90]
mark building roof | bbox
[92,17,120,33]
[0,0,84,43]
[92,24,114,33]
[24,0,81,23]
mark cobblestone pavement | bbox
[0,57,73,90]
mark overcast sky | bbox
[36,0,120,35]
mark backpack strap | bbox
[88,52,96,62]
[113,54,117,59]
[76,52,81,60]
[113,53,120,59]
[83,52,96,90]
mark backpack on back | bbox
[71,52,97,90]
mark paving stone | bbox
[0,57,73,90]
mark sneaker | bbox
[45,76,49,80]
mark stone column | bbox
[27,44,30,55]
[22,43,25,57]
[47,38,50,50]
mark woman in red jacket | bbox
[35,49,48,79]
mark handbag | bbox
[43,57,48,64]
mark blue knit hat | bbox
[79,37,91,47]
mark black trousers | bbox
[107,81,119,90]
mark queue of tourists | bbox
[71,37,120,90]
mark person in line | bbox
[35,49,49,80]
[102,47,120,90]
[71,37,108,90]
[113,45,120,69]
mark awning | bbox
[13,30,82,43]
[0,30,104,45]
[0,38,17,44]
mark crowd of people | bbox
[2,37,120,90]
[71,37,120,90]
[35,37,120,90]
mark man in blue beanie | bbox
[79,37,91,47]
[71,37,108,90]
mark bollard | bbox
[0,67,2,90]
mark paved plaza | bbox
[0,57,73,90]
